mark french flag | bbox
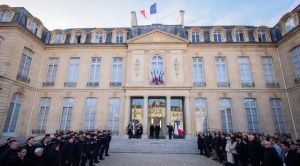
[174,122,183,136]
[140,3,157,19]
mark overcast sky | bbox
[2,0,300,30]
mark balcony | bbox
[241,82,255,87]
[217,82,230,87]
[32,129,46,134]
[110,82,122,86]
[150,81,165,85]
[266,82,279,87]
[295,77,300,84]
[43,82,54,86]
[87,82,99,87]
[16,74,30,83]
[64,82,77,87]
[193,82,206,87]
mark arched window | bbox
[35,98,51,133]
[150,55,164,85]
[30,21,38,35]
[95,32,103,43]
[3,93,22,134]
[213,31,222,42]
[116,32,123,43]
[285,17,295,33]
[59,98,74,132]
[0,10,9,22]
[107,98,120,135]
[219,98,234,132]
[194,98,208,133]
[258,30,266,42]
[270,99,287,135]
[291,46,300,82]
[17,48,33,83]
[235,30,244,42]
[244,99,261,133]
[83,98,97,131]
[192,32,200,43]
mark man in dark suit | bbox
[150,123,155,139]
[166,123,174,139]
[155,124,160,139]
[246,135,263,166]
[236,136,246,166]
[280,141,298,166]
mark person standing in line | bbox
[45,144,61,166]
[24,137,35,161]
[197,134,204,155]
[10,146,31,166]
[105,130,111,156]
[61,137,75,166]
[246,135,263,166]
[150,123,155,139]
[166,123,174,140]
[155,123,160,139]
[280,141,298,166]
[0,140,19,166]
[40,137,51,157]
[220,133,227,164]
[236,136,246,166]
[269,137,282,160]
[127,121,133,139]
[263,141,281,166]
[229,137,238,166]
[203,132,211,158]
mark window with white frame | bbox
[238,57,254,86]
[193,58,205,86]
[45,58,58,84]
[213,31,222,42]
[107,98,120,135]
[194,98,208,133]
[74,32,81,43]
[216,57,229,86]
[220,99,234,133]
[151,55,164,84]
[235,30,244,42]
[261,57,277,85]
[66,58,80,83]
[258,30,266,42]
[285,17,295,33]
[116,32,123,43]
[3,93,22,133]
[35,98,51,132]
[54,34,63,44]
[59,98,74,132]
[30,21,38,35]
[17,48,33,81]
[291,46,300,81]
[83,98,97,131]
[95,32,103,43]
[0,10,9,22]
[192,32,200,43]
[88,58,101,85]
[111,58,123,85]
[244,99,261,133]
[270,99,287,135]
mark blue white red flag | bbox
[140,3,157,19]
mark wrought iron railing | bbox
[241,82,255,87]
[42,82,54,86]
[110,82,122,86]
[64,82,77,87]
[87,82,99,87]
[16,74,30,83]
[217,82,230,87]
[193,82,206,87]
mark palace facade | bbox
[0,4,300,138]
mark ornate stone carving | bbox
[67,92,71,96]
[135,59,140,76]
[198,92,203,97]
[222,92,227,97]
[144,49,149,53]
[166,49,170,53]
[44,92,48,96]
[90,92,94,96]
[218,52,222,56]
[113,91,117,96]
[247,92,252,97]
[272,93,278,98]
[174,59,179,77]
[17,87,25,94]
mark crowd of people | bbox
[197,131,300,166]
[0,130,112,166]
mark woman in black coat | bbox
[45,144,61,166]
[197,134,204,155]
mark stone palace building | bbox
[0,4,300,139]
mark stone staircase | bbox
[109,138,199,154]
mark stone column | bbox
[166,96,171,125]
[123,95,131,138]
[184,96,192,139]
[142,96,148,138]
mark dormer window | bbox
[213,31,222,42]
[30,21,38,35]
[54,34,63,44]
[235,31,244,42]
[116,32,123,43]
[192,32,200,43]
[0,10,9,22]
[285,17,295,33]
[258,30,266,42]
[75,33,82,43]
[95,32,103,43]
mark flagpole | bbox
[156,2,158,24]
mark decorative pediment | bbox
[126,29,189,44]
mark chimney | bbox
[131,11,138,26]
[177,10,185,26]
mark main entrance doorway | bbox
[148,98,166,139]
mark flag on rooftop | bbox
[140,3,157,19]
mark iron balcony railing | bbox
[16,74,30,83]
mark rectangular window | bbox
[238,57,254,87]
[17,48,33,82]
[291,47,300,83]
[270,99,287,135]
[258,30,266,42]
[220,99,234,133]
[74,33,81,43]
[235,31,244,42]
[95,33,103,43]
[44,58,58,86]
[216,57,229,87]
[35,98,51,132]
[244,99,261,133]
[195,98,208,132]
[110,58,122,86]
[0,10,9,22]
[59,98,74,132]
[261,57,277,86]
[192,32,200,43]
[193,58,205,86]
[66,58,80,85]
[30,21,38,35]
[213,31,222,42]
[54,34,62,44]
[107,98,120,135]
[83,98,97,131]
[88,58,101,86]
[116,32,123,43]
